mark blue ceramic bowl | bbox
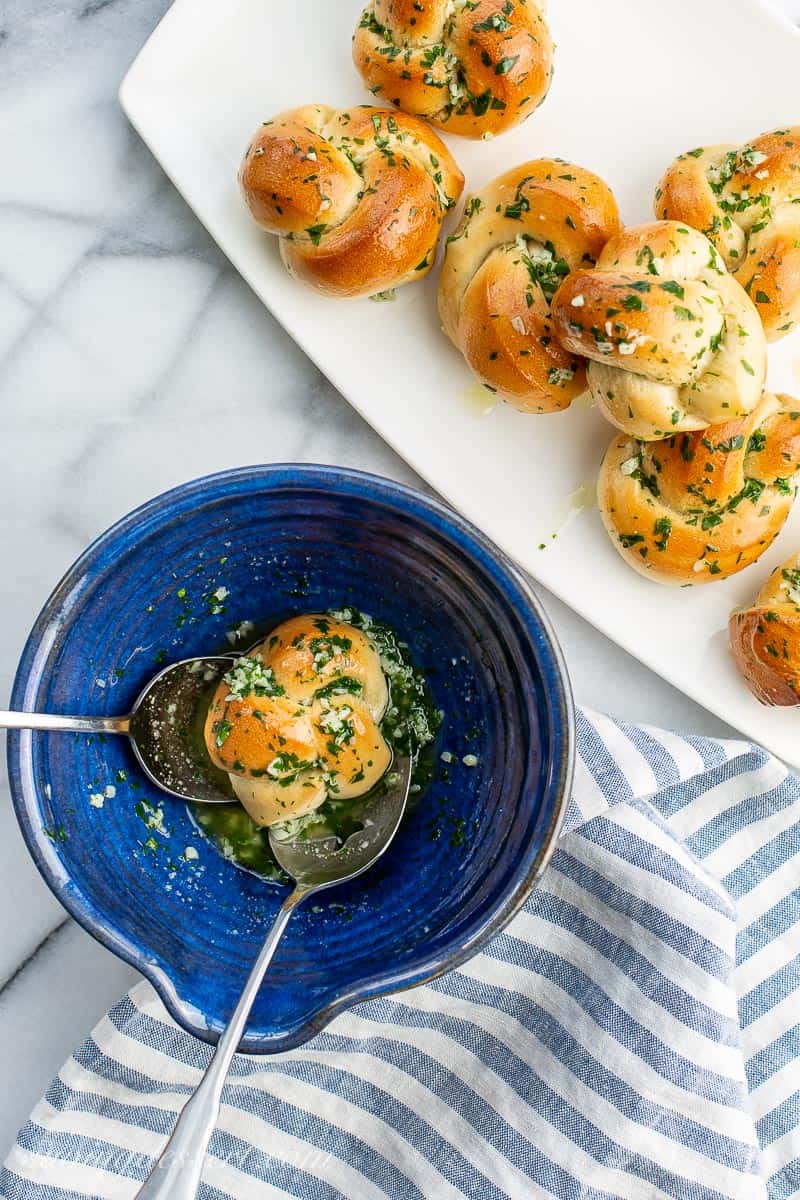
[8,465,574,1052]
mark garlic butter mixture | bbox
[196,610,440,879]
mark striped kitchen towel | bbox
[2,707,800,1200]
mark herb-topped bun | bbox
[655,128,800,341]
[597,392,800,585]
[238,104,464,298]
[438,159,621,413]
[202,615,394,827]
[730,551,800,705]
[352,0,553,139]
[261,614,389,720]
[550,221,767,440]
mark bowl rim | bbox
[7,463,575,1052]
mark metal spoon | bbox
[1,655,244,804]
[1,656,413,1200]
[135,752,411,1199]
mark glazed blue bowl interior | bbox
[8,466,573,1052]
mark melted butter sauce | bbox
[462,382,498,417]
[565,480,597,520]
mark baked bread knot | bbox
[238,105,464,298]
[598,392,800,585]
[656,128,800,341]
[352,0,553,139]
[438,160,621,413]
[550,221,767,440]
[730,551,800,705]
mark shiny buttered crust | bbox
[551,221,767,440]
[730,551,800,705]
[656,128,800,341]
[438,159,621,413]
[598,392,800,585]
[204,692,318,777]
[263,614,388,720]
[238,104,464,298]
[352,0,554,139]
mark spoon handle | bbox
[134,884,312,1200]
[0,710,130,734]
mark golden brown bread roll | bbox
[438,160,621,413]
[203,619,395,827]
[730,551,800,705]
[550,221,767,440]
[655,128,800,341]
[598,392,800,585]
[352,0,553,139]
[238,104,464,298]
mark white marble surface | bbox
[1,0,799,1165]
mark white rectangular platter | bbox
[120,0,800,765]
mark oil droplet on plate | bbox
[462,382,498,417]
[539,479,597,548]
[567,480,597,515]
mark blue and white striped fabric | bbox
[3,707,800,1200]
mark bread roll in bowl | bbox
[352,0,553,139]
[730,551,800,705]
[598,392,800,585]
[551,221,767,440]
[656,128,800,340]
[238,104,464,298]
[438,160,621,413]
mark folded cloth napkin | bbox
[3,708,800,1200]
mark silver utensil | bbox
[134,752,412,1200]
[1,656,241,804]
[1,657,412,1200]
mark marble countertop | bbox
[2,0,799,1163]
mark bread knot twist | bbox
[352,0,553,139]
[238,105,464,297]
[551,221,767,440]
[656,128,800,340]
[730,551,800,706]
[598,392,800,585]
[438,160,621,413]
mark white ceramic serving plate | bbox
[121,0,800,764]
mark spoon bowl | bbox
[269,756,412,888]
[128,655,238,804]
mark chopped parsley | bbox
[653,517,672,552]
[223,656,285,701]
[213,719,233,748]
